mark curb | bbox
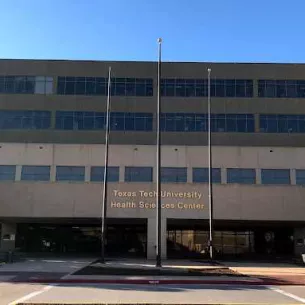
[12,278,305,285]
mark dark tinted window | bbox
[261,169,290,185]
[161,167,187,183]
[258,80,305,98]
[161,79,253,97]
[55,111,153,131]
[260,114,305,133]
[0,165,16,181]
[296,170,305,185]
[227,168,256,184]
[193,168,221,183]
[125,167,153,182]
[56,166,85,181]
[161,113,254,132]
[21,166,50,181]
[0,110,51,130]
[57,77,153,96]
[90,166,119,182]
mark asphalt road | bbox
[4,283,305,305]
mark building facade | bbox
[0,59,304,259]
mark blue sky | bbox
[0,0,304,63]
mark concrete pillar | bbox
[294,228,305,256]
[0,223,16,251]
[187,167,192,183]
[256,168,261,184]
[253,79,258,98]
[15,165,22,181]
[291,169,296,185]
[50,165,56,182]
[85,166,90,182]
[119,166,125,182]
[221,168,227,184]
[147,218,167,260]
[254,114,260,133]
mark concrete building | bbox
[0,59,304,259]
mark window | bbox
[259,114,305,133]
[0,165,16,181]
[55,111,153,131]
[227,168,256,184]
[161,167,187,183]
[296,169,305,185]
[21,166,50,181]
[161,79,253,97]
[161,113,254,132]
[0,110,51,130]
[193,168,221,183]
[258,80,305,98]
[57,77,153,96]
[56,166,85,181]
[90,166,119,182]
[0,76,53,94]
[125,167,153,182]
[261,169,290,185]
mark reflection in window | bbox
[227,168,256,184]
[161,113,254,132]
[56,166,85,181]
[0,165,16,181]
[55,111,153,131]
[90,166,119,182]
[125,167,153,182]
[296,169,305,185]
[259,114,305,133]
[57,77,153,96]
[161,167,187,183]
[261,169,290,185]
[0,76,53,94]
[161,79,253,97]
[192,168,221,183]
[21,166,50,181]
[258,80,305,98]
[0,110,51,130]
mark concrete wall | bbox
[0,143,304,222]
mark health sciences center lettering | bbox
[110,190,204,210]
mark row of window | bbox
[258,80,305,98]
[0,76,53,94]
[3,111,305,133]
[161,79,253,97]
[5,75,305,98]
[1,165,305,185]
[57,77,153,96]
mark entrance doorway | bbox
[16,220,147,258]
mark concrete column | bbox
[254,114,260,133]
[256,168,261,184]
[15,165,22,181]
[291,169,296,185]
[187,167,192,183]
[221,168,227,184]
[294,228,305,256]
[50,110,56,129]
[85,166,90,182]
[147,217,167,260]
[253,79,258,98]
[50,165,56,182]
[119,166,125,182]
[0,223,16,251]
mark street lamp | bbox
[156,38,162,267]
[207,68,214,260]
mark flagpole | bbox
[156,38,162,267]
[207,68,214,260]
[101,66,111,263]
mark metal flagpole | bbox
[156,38,162,267]
[101,66,111,263]
[207,68,214,260]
